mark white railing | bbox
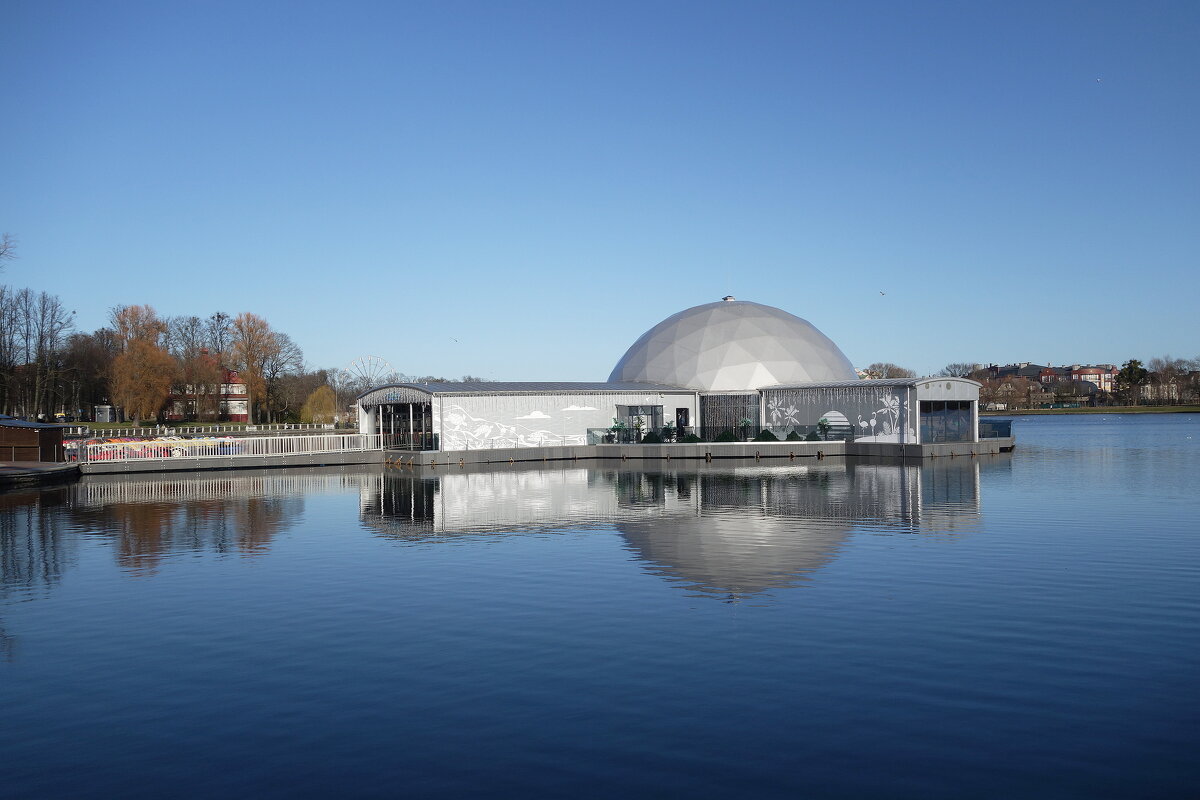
[77,422,349,439]
[83,433,382,463]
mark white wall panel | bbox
[434,391,697,450]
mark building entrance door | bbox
[675,408,690,434]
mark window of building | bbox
[615,405,663,434]
[919,400,973,443]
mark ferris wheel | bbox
[347,355,393,388]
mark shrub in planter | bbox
[714,430,738,443]
[682,434,703,443]
[753,429,779,441]
[641,431,663,444]
[786,431,803,441]
[805,430,820,441]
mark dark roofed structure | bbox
[0,415,69,462]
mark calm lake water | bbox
[2,415,1198,798]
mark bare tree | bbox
[865,362,917,379]
[274,369,328,423]
[998,376,1037,410]
[261,333,303,422]
[168,315,224,420]
[938,362,978,378]
[0,286,74,418]
[1147,356,1189,404]
[29,292,74,418]
[0,233,14,271]
[205,312,233,366]
[0,285,20,413]
[327,368,353,421]
[61,329,120,418]
[167,315,205,357]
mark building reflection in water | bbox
[0,485,78,660]
[74,468,376,572]
[0,468,374,588]
[0,486,77,598]
[360,457,988,598]
[0,459,992,608]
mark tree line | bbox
[1,291,484,427]
[0,293,334,423]
[861,358,1200,409]
[936,358,1200,409]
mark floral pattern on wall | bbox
[761,387,916,443]
[853,393,915,443]
[767,398,801,426]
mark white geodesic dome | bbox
[609,300,856,391]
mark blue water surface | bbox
[1,414,1198,798]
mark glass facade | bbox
[919,400,973,443]
[379,402,436,451]
[615,405,664,438]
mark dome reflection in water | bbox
[359,458,981,599]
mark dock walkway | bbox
[0,461,81,488]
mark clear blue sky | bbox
[4,0,1197,379]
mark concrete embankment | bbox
[60,438,1015,476]
[0,461,81,488]
[384,438,1016,468]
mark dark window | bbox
[920,400,973,443]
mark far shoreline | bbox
[982,405,1200,416]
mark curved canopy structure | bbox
[609,299,856,392]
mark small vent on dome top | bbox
[722,295,736,302]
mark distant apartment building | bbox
[1069,364,1118,393]
[1141,379,1183,404]
[981,361,1197,407]
[984,362,1117,395]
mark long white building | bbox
[356,298,982,452]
